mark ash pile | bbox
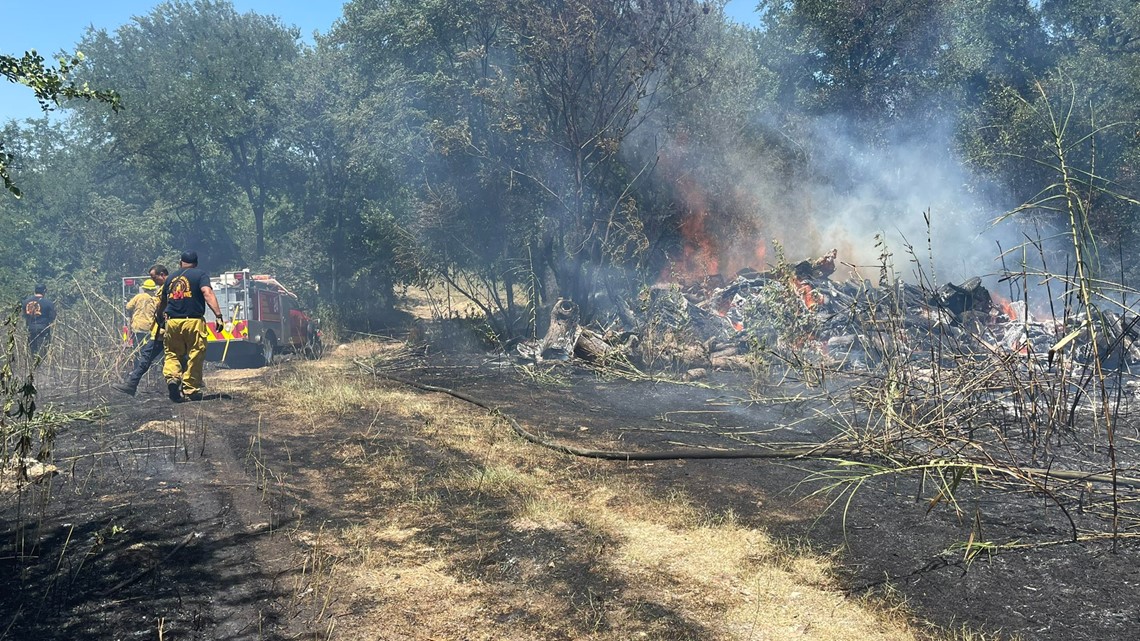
[519,249,1140,376]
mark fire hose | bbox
[359,364,1140,489]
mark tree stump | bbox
[537,298,582,362]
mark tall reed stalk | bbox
[756,82,1140,551]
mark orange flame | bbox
[668,206,771,282]
[677,208,719,279]
[993,294,1018,321]
[793,277,822,309]
[754,243,767,268]
[661,168,770,281]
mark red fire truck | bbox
[121,270,323,367]
[208,270,323,366]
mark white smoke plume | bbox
[637,111,1030,288]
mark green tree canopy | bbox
[1,49,119,196]
[72,0,300,265]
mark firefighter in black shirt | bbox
[22,284,56,361]
[154,251,224,402]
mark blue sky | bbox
[2,0,760,123]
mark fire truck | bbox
[121,270,323,367]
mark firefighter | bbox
[21,284,56,361]
[154,251,224,402]
[112,265,169,396]
[126,276,160,347]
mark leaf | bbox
[1049,320,1089,354]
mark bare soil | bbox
[1,340,1136,640]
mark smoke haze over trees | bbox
[2,0,1139,332]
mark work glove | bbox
[215,318,225,334]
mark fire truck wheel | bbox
[260,331,276,366]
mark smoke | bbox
[636,107,1029,287]
[772,115,1021,283]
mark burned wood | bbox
[929,277,993,323]
[574,327,618,362]
[793,248,837,280]
[709,343,744,359]
[517,298,582,362]
[518,249,1140,374]
[645,285,733,342]
[517,299,632,364]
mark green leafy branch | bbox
[0,49,121,197]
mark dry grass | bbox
[399,279,532,323]
[231,341,960,641]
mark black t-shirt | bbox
[162,267,212,318]
[22,294,56,328]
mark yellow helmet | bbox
[142,279,158,290]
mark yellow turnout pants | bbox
[163,318,208,396]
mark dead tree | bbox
[536,298,582,361]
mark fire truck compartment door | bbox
[258,290,282,323]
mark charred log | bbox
[516,298,583,362]
[540,298,582,361]
[793,248,838,280]
[517,299,630,364]
[574,327,618,362]
[929,277,992,324]
[646,285,733,342]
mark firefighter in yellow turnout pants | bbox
[154,251,224,402]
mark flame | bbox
[793,277,822,309]
[678,208,719,278]
[754,243,767,267]
[665,173,771,281]
[664,172,722,282]
[993,294,1018,321]
[668,206,776,281]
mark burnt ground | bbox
[402,356,1140,641]
[1,343,1137,640]
[0,366,321,641]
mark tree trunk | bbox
[536,298,581,361]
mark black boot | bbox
[111,382,137,396]
[167,381,183,402]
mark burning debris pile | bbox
[507,238,1140,555]
[518,249,1140,377]
[508,249,1140,548]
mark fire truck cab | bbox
[207,270,323,366]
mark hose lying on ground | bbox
[356,361,1140,489]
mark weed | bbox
[516,363,572,387]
